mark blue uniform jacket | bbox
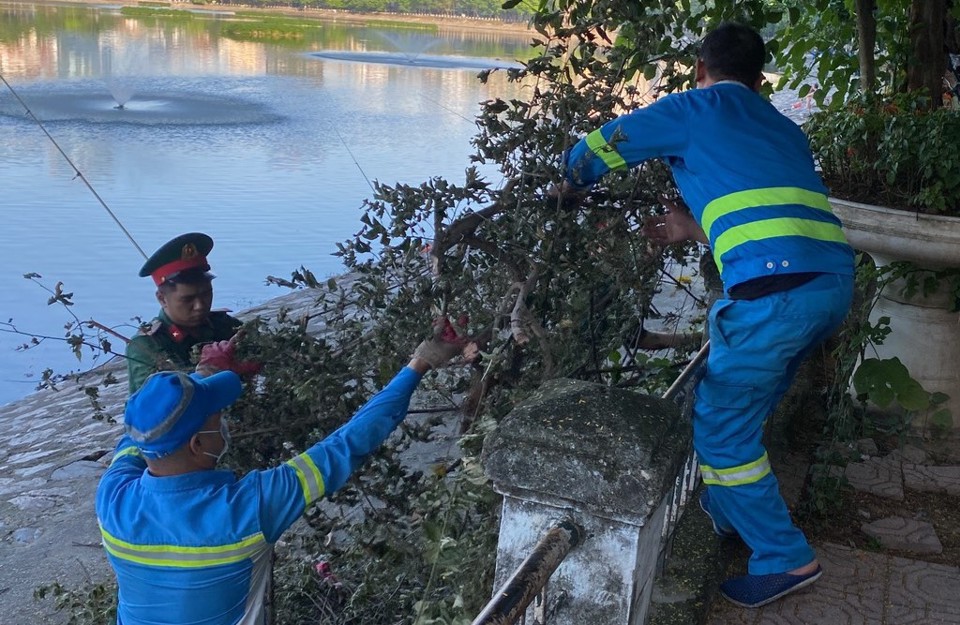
[564,82,854,288]
[96,366,423,625]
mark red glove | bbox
[412,316,472,369]
[197,340,263,377]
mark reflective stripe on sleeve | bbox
[100,526,267,567]
[111,446,142,465]
[585,129,628,171]
[701,186,833,240]
[700,452,771,486]
[285,453,326,507]
[713,217,848,273]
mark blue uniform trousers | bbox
[695,273,853,575]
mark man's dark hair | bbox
[157,268,214,294]
[699,23,766,87]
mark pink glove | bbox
[197,340,263,377]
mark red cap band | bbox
[151,256,209,286]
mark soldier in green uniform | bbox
[125,233,243,394]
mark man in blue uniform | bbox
[97,322,470,625]
[562,23,854,607]
[126,233,245,394]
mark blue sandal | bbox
[720,565,823,608]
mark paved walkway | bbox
[703,445,960,625]
[708,540,960,625]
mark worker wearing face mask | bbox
[95,320,472,625]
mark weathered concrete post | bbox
[481,378,691,625]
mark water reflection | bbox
[309,50,524,70]
[0,83,282,124]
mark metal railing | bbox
[656,341,709,572]
[471,520,584,625]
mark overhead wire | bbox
[333,126,376,194]
[0,72,147,260]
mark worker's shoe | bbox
[699,490,738,539]
[719,565,823,608]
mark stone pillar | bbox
[481,378,690,625]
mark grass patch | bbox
[363,19,439,33]
[220,22,308,41]
[120,6,195,19]
[119,7,324,41]
[233,10,319,24]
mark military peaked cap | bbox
[139,233,214,286]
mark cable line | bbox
[334,126,376,194]
[0,73,148,260]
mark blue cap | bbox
[124,371,242,458]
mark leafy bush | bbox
[34,582,117,625]
[806,93,960,214]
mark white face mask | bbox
[197,418,231,464]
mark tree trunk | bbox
[855,0,877,93]
[906,0,946,108]
[947,1,959,54]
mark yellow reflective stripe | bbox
[700,452,771,486]
[585,129,627,171]
[100,526,266,568]
[286,453,326,506]
[701,186,832,240]
[713,217,847,273]
[111,446,142,465]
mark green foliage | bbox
[771,0,911,105]
[808,256,953,520]
[853,356,930,411]
[34,582,117,625]
[269,454,500,624]
[825,260,948,440]
[360,19,439,32]
[803,466,847,519]
[119,6,197,19]
[806,93,960,214]
[218,18,317,41]
[212,303,502,623]
[863,535,885,552]
[773,2,960,215]
[772,1,960,102]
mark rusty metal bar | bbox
[471,519,584,625]
[661,340,710,403]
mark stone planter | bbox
[830,198,960,436]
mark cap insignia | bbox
[181,243,198,260]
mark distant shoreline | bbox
[44,0,536,36]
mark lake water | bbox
[0,2,531,405]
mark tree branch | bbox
[431,178,519,258]
[509,269,539,345]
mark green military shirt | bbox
[125,310,242,394]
